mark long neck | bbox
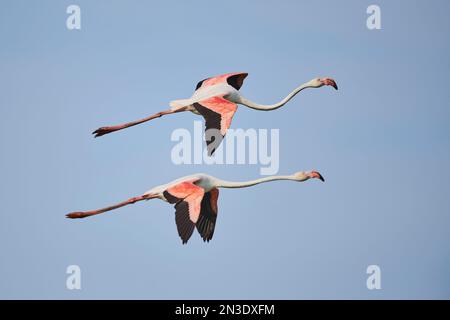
[216,175,304,189]
[237,81,314,111]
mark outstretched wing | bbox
[163,181,205,244]
[196,188,219,242]
[193,96,238,156]
[195,72,248,91]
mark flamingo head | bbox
[309,77,338,90]
[294,171,325,182]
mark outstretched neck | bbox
[237,82,314,111]
[216,175,304,189]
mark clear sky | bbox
[1,0,450,299]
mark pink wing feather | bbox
[195,72,248,91]
[163,182,221,244]
[193,96,238,156]
[164,181,205,244]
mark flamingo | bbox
[66,170,325,244]
[93,72,338,155]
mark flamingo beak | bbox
[310,171,325,182]
[321,78,338,90]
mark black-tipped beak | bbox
[311,171,325,182]
[328,79,338,90]
[322,78,338,90]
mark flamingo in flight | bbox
[67,170,325,244]
[93,72,338,155]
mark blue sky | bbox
[1,0,450,299]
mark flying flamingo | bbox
[66,171,325,244]
[93,72,337,155]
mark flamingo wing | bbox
[193,96,238,156]
[195,72,248,91]
[163,181,205,244]
[196,188,219,242]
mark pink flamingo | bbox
[67,171,324,244]
[93,72,337,155]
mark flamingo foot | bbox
[92,126,118,137]
[66,212,89,219]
